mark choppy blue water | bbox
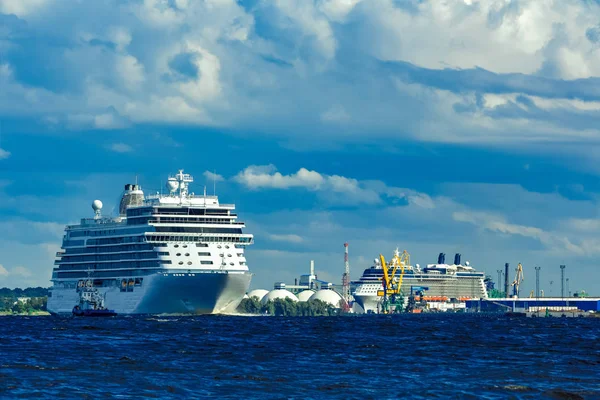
[1,314,599,399]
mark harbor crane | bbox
[511,263,524,298]
[377,249,410,313]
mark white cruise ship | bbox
[353,250,488,313]
[47,170,253,315]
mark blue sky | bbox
[1,0,600,296]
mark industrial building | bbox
[466,298,600,313]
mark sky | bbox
[1,0,600,296]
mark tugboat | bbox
[72,280,117,317]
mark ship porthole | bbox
[178,261,183,265]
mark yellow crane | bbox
[511,263,524,298]
[377,249,410,313]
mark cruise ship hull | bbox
[48,270,252,315]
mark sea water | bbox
[1,314,599,399]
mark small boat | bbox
[72,280,117,317]
[72,305,117,317]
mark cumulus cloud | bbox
[268,234,304,244]
[0,148,10,160]
[0,264,33,279]
[108,143,133,153]
[12,266,32,277]
[2,0,600,152]
[203,171,225,183]
[233,164,435,207]
[452,210,583,255]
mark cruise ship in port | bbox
[47,170,253,315]
[353,250,488,313]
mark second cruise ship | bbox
[353,250,488,313]
[47,170,253,315]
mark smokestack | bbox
[438,253,445,264]
[504,263,510,297]
[454,253,461,265]
[310,260,315,276]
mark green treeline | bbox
[237,296,338,316]
[0,287,49,314]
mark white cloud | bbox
[203,171,224,183]
[4,0,600,157]
[108,143,133,153]
[452,210,584,255]
[268,234,304,243]
[12,266,32,278]
[0,148,10,160]
[233,165,325,190]
[234,165,380,205]
[0,0,51,16]
[233,165,438,207]
[0,264,8,277]
[321,104,350,123]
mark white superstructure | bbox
[353,251,488,313]
[47,170,253,315]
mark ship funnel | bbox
[454,253,461,265]
[119,183,145,216]
[437,253,445,264]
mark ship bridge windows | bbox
[146,235,253,244]
[127,207,153,217]
[154,227,242,234]
[62,243,155,255]
[87,235,146,246]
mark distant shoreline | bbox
[0,311,51,317]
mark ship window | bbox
[229,262,234,266]
[225,245,229,249]
[201,261,213,265]
[187,261,192,265]
[183,245,188,248]
[239,262,246,265]
[198,252,211,256]
[176,253,181,256]
[185,253,190,256]
[227,254,232,257]
[174,244,179,248]
[219,253,224,257]
[217,245,222,249]
[158,252,169,256]
[178,261,184,265]
[196,243,208,247]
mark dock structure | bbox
[466,297,600,314]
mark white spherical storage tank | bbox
[261,289,299,304]
[297,290,315,302]
[247,289,269,302]
[309,290,343,308]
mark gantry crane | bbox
[511,263,524,298]
[377,249,410,313]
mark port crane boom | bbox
[377,249,410,313]
[511,263,524,298]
